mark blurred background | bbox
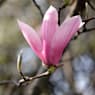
[0,0,95,95]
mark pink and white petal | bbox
[17,20,43,60]
[57,15,84,49]
[41,6,58,43]
[50,16,84,64]
[41,6,58,61]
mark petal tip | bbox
[49,5,56,11]
[44,5,58,21]
[71,15,84,28]
[75,15,84,28]
[17,19,24,28]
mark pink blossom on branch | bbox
[17,6,84,66]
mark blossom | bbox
[17,6,84,66]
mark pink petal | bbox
[17,20,43,60]
[41,6,58,63]
[50,16,84,64]
[41,6,58,42]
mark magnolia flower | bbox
[17,6,84,66]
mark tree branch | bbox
[33,0,43,17]
[87,0,95,11]
[0,57,73,87]
[58,4,67,25]
[72,17,95,40]
[0,71,49,87]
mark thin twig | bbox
[0,56,74,86]
[17,50,26,80]
[19,57,74,86]
[72,17,95,40]
[0,71,49,87]
[16,71,49,86]
[82,17,95,33]
[30,71,49,80]
[33,0,43,17]
[58,4,67,25]
[83,17,95,23]
[87,0,95,11]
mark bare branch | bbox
[58,4,67,25]
[33,0,43,17]
[87,0,95,11]
[0,71,49,87]
[17,50,26,80]
[72,17,95,40]
[0,56,74,86]
[83,17,95,23]
[0,51,77,87]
